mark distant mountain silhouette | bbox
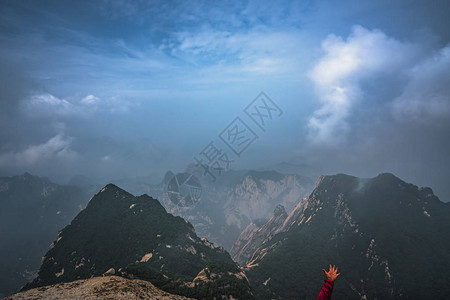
[0,173,89,298]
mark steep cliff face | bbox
[223,171,311,231]
[243,173,450,299]
[231,205,288,266]
[23,184,252,299]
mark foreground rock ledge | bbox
[4,276,193,300]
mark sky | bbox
[0,0,449,201]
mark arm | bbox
[317,265,340,300]
[317,279,334,300]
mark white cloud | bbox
[26,93,78,116]
[392,44,450,121]
[22,93,133,117]
[80,94,101,105]
[0,134,77,167]
[307,25,417,145]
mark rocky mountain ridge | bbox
[116,168,314,250]
[23,183,252,299]
[231,204,288,266]
[235,173,450,299]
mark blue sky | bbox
[1,0,450,200]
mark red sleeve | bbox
[317,279,334,300]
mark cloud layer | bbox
[392,45,450,121]
[307,25,418,145]
[0,134,76,168]
[0,1,449,200]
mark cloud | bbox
[80,94,101,105]
[307,25,417,145]
[0,134,77,167]
[172,25,311,77]
[22,93,134,117]
[391,44,450,121]
[24,93,78,116]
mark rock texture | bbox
[231,204,288,265]
[4,276,192,299]
[223,171,310,230]
[243,173,450,299]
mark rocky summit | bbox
[22,184,252,299]
[4,276,192,300]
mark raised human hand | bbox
[322,265,341,282]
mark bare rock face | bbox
[244,173,450,299]
[231,205,288,265]
[4,276,192,300]
[223,172,311,231]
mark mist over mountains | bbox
[0,173,90,297]
[109,167,314,251]
[1,1,450,299]
[2,169,449,299]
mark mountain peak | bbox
[273,204,286,217]
[314,173,358,190]
[374,172,402,182]
[25,185,252,299]
[22,172,33,178]
[104,183,120,189]
[98,183,130,195]
[243,173,450,299]
[162,170,175,184]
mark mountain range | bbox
[0,168,313,298]
[3,171,450,299]
[111,167,314,251]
